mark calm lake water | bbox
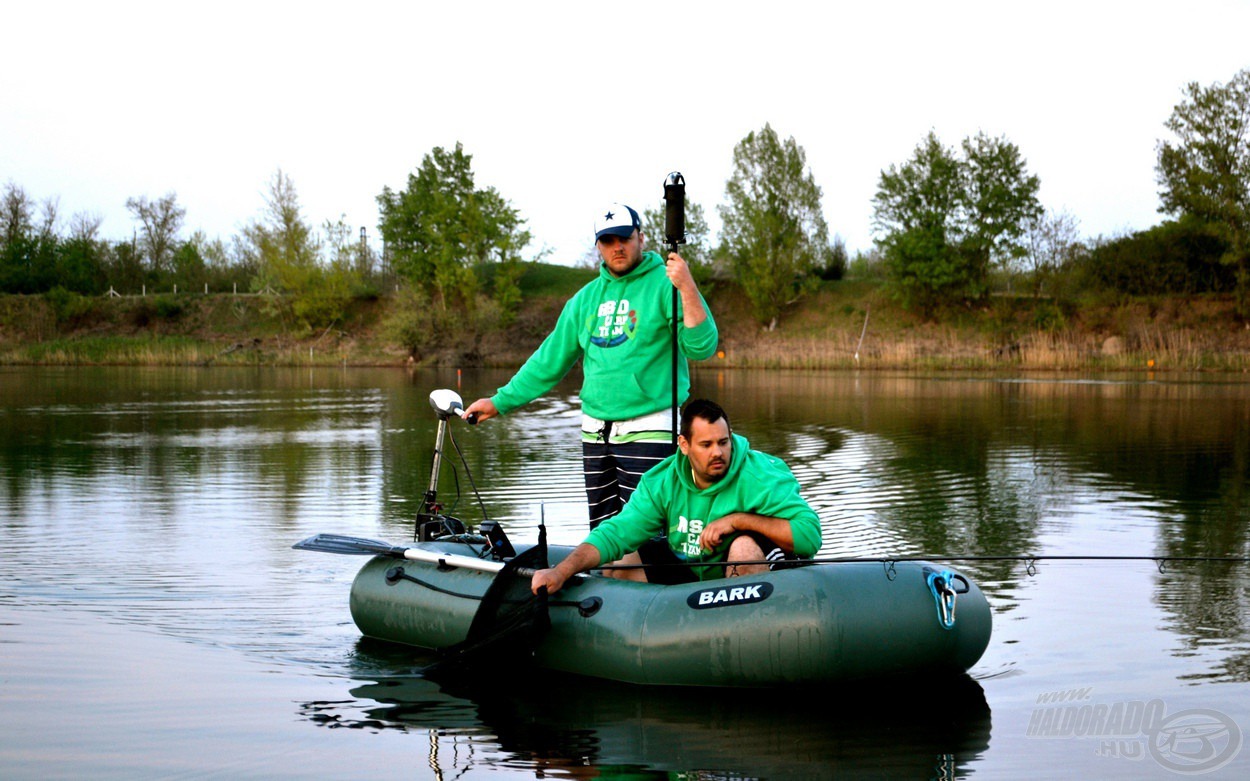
[1,365,1247,779]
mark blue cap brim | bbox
[596,226,636,241]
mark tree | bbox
[1,182,59,293]
[240,170,320,286]
[376,142,532,318]
[1,182,36,248]
[818,235,848,281]
[962,132,1043,276]
[872,130,1041,313]
[872,131,969,313]
[642,199,713,282]
[1,182,37,292]
[719,123,832,329]
[125,192,185,273]
[1023,209,1082,297]
[1156,68,1250,314]
[239,170,349,332]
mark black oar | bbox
[296,530,555,674]
[426,527,552,673]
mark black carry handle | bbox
[664,172,687,251]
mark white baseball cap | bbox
[594,203,641,241]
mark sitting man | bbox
[531,399,820,594]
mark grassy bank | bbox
[3,269,1249,371]
[706,282,1250,372]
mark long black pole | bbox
[671,282,678,448]
[664,173,686,450]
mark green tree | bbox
[1081,219,1233,296]
[872,131,968,313]
[376,142,532,319]
[1156,68,1250,314]
[962,132,1043,276]
[719,123,832,329]
[0,183,60,293]
[171,242,207,293]
[873,130,1041,313]
[240,169,320,289]
[240,170,351,332]
[125,192,185,273]
[818,235,849,281]
[1,182,38,292]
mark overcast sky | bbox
[3,1,1248,264]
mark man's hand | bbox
[699,516,739,551]
[698,513,797,554]
[530,567,568,595]
[665,252,696,294]
[665,252,708,329]
[463,397,499,424]
[529,543,603,595]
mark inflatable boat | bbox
[297,389,993,688]
[334,536,993,687]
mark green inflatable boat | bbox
[343,538,992,688]
[297,390,992,688]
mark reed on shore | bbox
[2,284,1248,372]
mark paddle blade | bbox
[292,533,402,557]
[428,530,551,673]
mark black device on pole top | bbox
[664,172,687,250]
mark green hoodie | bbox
[585,433,822,580]
[491,251,718,421]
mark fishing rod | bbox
[593,553,1250,576]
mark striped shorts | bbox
[582,409,675,529]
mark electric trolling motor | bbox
[416,389,515,559]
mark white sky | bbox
[3,1,1249,263]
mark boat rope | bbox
[384,565,601,615]
[386,566,484,600]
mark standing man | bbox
[530,398,821,594]
[464,203,718,528]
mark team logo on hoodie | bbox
[588,299,637,347]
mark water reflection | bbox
[298,641,991,780]
[2,366,1249,778]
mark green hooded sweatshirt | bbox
[491,251,718,421]
[585,433,822,580]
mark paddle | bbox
[295,530,557,672]
[426,526,552,671]
[293,533,515,575]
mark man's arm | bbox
[665,252,707,328]
[698,512,796,554]
[666,253,718,360]
[484,294,585,419]
[530,543,602,595]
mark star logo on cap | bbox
[604,211,615,221]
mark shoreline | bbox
[3,284,1249,372]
